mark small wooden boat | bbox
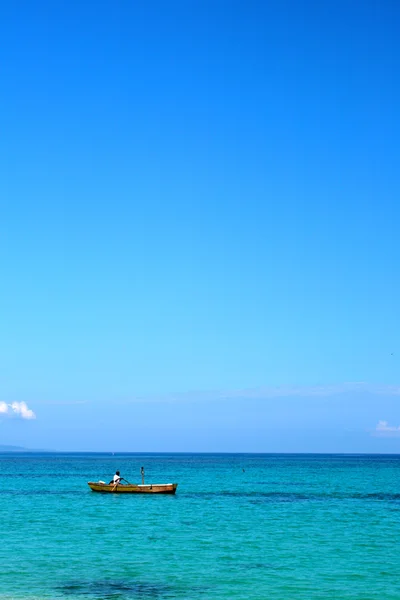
[88,481,178,494]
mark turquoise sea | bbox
[1,453,399,600]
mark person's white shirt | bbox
[113,474,121,483]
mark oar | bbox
[110,477,131,492]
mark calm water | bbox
[1,453,399,600]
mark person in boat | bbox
[109,470,122,488]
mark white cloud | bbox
[373,420,400,437]
[0,401,36,420]
[376,420,400,432]
[126,382,400,403]
[222,383,400,399]
[10,402,36,419]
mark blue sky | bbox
[0,0,399,451]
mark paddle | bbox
[109,476,131,492]
[109,477,131,487]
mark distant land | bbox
[0,445,50,452]
[0,445,27,451]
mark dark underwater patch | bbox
[244,562,278,570]
[57,579,175,599]
[186,490,400,503]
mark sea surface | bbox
[1,453,399,600]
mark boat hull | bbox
[88,482,178,494]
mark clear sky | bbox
[1,0,399,451]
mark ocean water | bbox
[1,453,399,600]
